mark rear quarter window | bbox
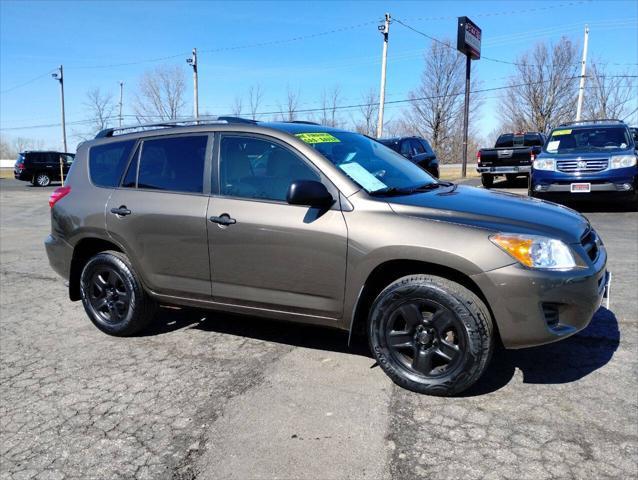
[89,140,136,188]
[137,135,207,193]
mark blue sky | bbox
[1,0,637,151]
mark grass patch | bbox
[0,168,14,179]
[439,168,479,181]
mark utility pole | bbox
[575,25,589,121]
[52,65,67,184]
[376,13,390,138]
[118,81,124,127]
[187,48,199,121]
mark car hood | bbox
[387,184,589,244]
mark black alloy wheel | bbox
[368,275,493,396]
[87,267,130,324]
[384,300,465,378]
[80,250,157,336]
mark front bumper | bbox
[531,166,638,196]
[44,234,73,281]
[477,165,531,174]
[472,244,607,349]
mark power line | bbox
[2,75,636,131]
[0,70,56,95]
[392,18,638,68]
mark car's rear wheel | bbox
[80,250,156,336]
[481,173,493,189]
[33,173,51,187]
[368,275,493,396]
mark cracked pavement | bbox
[1,178,636,479]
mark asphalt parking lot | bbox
[1,176,636,480]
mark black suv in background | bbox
[14,151,74,187]
[378,136,439,177]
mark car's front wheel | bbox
[80,250,157,336]
[368,275,493,396]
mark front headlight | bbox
[490,233,577,270]
[610,155,637,169]
[533,158,555,171]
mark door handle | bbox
[209,214,236,226]
[110,206,132,216]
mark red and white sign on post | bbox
[456,16,481,178]
[458,17,481,59]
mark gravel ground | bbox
[1,177,636,480]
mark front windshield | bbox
[295,131,437,194]
[545,126,631,153]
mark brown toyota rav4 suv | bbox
[45,118,609,395]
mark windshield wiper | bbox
[369,181,453,196]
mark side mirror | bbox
[287,180,334,208]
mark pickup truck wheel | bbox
[505,174,518,183]
[368,275,493,396]
[80,250,157,336]
[481,174,493,189]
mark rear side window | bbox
[495,134,514,148]
[137,136,207,193]
[89,140,136,187]
[411,139,426,154]
[523,134,543,147]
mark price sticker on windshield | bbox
[295,133,341,144]
[552,129,572,136]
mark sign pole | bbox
[461,54,471,178]
[456,16,481,180]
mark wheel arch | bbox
[69,237,123,300]
[348,259,499,346]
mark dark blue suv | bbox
[530,120,637,206]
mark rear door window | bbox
[411,139,426,154]
[89,140,136,188]
[137,136,207,193]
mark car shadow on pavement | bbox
[463,306,620,396]
[143,306,373,357]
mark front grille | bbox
[581,228,599,262]
[557,159,608,173]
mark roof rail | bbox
[95,116,258,139]
[285,120,320,125]
[559,119,625,127]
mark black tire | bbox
[80,250,157,336]
[33,173,51,187]
[368,275,493,396]
[481,173,493,189]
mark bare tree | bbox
[499,37,579,133]
[134,65,186,121]
[318,86,342,127]
[0,135,15,158]
[278,85,300,121]
[402,40,482,163]
[11,136,44,154]
[248,85,263,120]
[85,88,116,134]
[231,95,243,116]
[584,63,635,120]
[352,89,378,136]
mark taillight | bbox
[476,151,481,163]
[49,186,71,208]
[531,153,536,162]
